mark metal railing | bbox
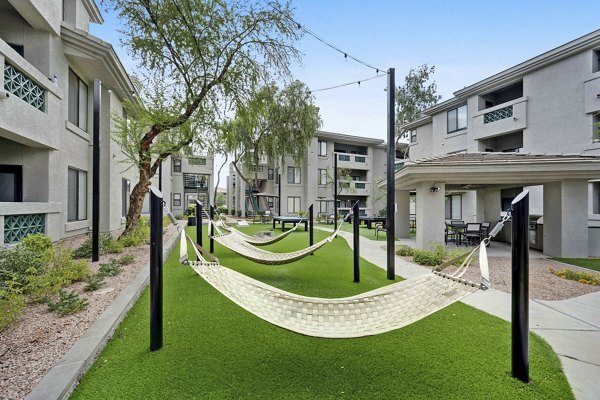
[338,154,351,161]
[484,105,513,124]
[3,63,46,112]
[355,156,366,163]
[4,213,45,244]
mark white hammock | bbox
[208,220,343,265]
[227,223,301,246]
[180,230,489,338]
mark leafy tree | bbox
[395,64,441,144]
[223,80,321,195]
[107,0,302,235]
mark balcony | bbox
[335,153,371,170]
[0,202,61,244]
[338,181,370,196]
[472,97,527,140]
[0,40,62,149]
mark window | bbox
[0,165,23,202]
[173,193,182,207]
[318,169,327,185]
[268,168,274,180]
[594,49,600,73]
[67,168,87,222]
[409,129,417,143]
[287,196,301,213]
[121,179,130,217]
[173,158,181,172]
[593,182,600,214]
[444,194,461,220]
[447,105,467,133]
[276,172,280,184]
[267,196,274,209]
[287,166,301,184]
[318,140,327,156]
[593,114,600,143]
[68,69,88,131]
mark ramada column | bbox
[395,190,411,238]
[415,182,445,250]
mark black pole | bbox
[386,68,396,280]
[158,162,162,191]
[278,174,281,216]
[511,190,529,383]
[149,187,163,351]
[209,204,215,253]
[309,204,314,255]
[196,200,203,257]
[91,79,101,262]
[334,156,338,231]
[353,201,360,283]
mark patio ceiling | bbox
[394,153,600,191]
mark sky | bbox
[90,0,600,188]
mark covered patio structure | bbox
[393,153,600,258]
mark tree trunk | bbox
[121,166,152,238]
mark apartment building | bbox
[394,29,600,257]
[0,0,213,244]
[227,131,394,219]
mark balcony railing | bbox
[4,214,45,244]
[4,63,46,112]
[338,154,351,161]
[354,182,366,189]
[188,157,207,166]
[355,156,366,163]
[483,105,513,124]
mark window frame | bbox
[447,104,468,134]
[287,196,301,214]
[318,169,327,185]
[173,158,182,173]
[318,140,327,157]
[68,68,88,131]
[287,166,301,184]
[0,165,23,202]
[67,167,87,222]
[409,129,417,143]
[444,194,462,220]
[173,193,182,207]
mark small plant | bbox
[0,283,25,332]
[118,218,150,247]
[412,244,446,267]
[117,254,135,265]
[396,245,415,257]
[99,260,122,277]
[47,289,88,316]
[550,268,600,285]
[84,274,105,292]
[73,233,120,258]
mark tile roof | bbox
[407,152,600,166]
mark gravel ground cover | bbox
[0,224,178,400]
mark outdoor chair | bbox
[444,222,458,244]
[375,223,387,239]
[462,223,482,246]
[480,222,491,237]
[326,214,335,224]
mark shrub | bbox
[0,236,53,288]
[118,218,150,248]
[47,289,88,316]
[104,240,124,254]
[99,260,122,277]
[412,244,446,267]
[117,254,135,265]
[550,268,600,285]
[73,233,119,258]
[0,283,25,332]
[396,245,415,257]
[84,274,105,292]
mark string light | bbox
[310,73,386,93]
[265,1,385,73]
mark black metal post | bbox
[196,200,203,259]
[158,162,162,191]
[334,156,338,231]
[386,68,396,280]
[149,187,163,351]
[309,204,314,255]
[278,174,281,216]
[511,190,529,383]
[209,204,215,253]
[91,79,101,262]
[353,201,360,283]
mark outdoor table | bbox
[272,216,308,231]
[358,216,387,229]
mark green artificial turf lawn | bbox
[316,222,389,241]
[554,257,600,272]
[71,225,573,399]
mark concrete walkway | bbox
[317,227,600,400]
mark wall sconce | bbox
[430,184,441,193]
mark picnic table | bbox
[272,216,309,232]
[358,216,387,229]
